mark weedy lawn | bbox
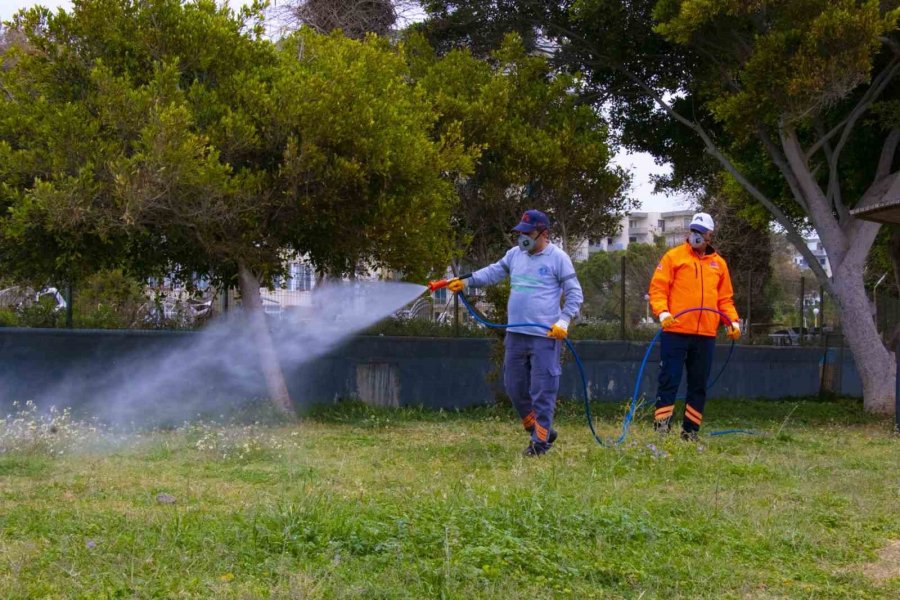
[1,397,898,599]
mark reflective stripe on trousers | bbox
[504,332,561,445]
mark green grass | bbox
[1,397,899,598]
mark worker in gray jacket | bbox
[449,210,583,456]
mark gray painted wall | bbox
[0,328,860,421]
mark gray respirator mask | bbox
[688,230,706,250]
[517,233,539,253]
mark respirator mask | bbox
[517,234,536,252]
[689,230,707,250]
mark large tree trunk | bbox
[237,262,295,418]
[832,248,897,414]
[775,128,896,414]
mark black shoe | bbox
[523,441,550,457]
[680,430,699,442]
[654,417,672,435]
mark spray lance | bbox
[427,273,472,293]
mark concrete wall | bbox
[0,328,861,419]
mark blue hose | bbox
[456,294,753,445]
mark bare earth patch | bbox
[863,540,900,581]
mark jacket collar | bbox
[682,241,717,258]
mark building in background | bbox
[792,237,832,278]
[571,209,695,259]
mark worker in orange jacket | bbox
[647,212,740,440]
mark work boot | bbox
[654,417,671,435]
[522,440,550,457]
[680,429,699,442]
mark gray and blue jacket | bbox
[468,244,584,337]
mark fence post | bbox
[65,283,73,328]
[799,276,805,343]
[818,333,828,398]
[222,286,229,314]
[896,339,899,433]
[819,285,825,329]
[454,292,459,337]
[620,255,626,340]
[746,270,752,343]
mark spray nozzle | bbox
[427,273,472,293]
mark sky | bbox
[0,0,692,213]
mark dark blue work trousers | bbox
[655,332,716,432]
[503,332,561,446]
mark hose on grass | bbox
[456,294,754,445]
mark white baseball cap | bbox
[689,212,715,233]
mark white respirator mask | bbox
[518,233,537,253]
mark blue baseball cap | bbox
[512,209,550,233]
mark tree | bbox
[406,32,628,268]
[421,0,900,413]
[576,238,666,327]
[277,0,399,38]
[0,0,466,414]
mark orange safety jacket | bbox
[648,242,739,337]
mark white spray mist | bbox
[25,281,428,426]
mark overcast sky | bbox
[1,0,692,213]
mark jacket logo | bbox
[709,261,719,269]
[656,263,663,271]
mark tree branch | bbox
[830,56,900,163]
[756,123,809,213]
[806,55,900,161]
[813,119,849,225]
[780,125,850,267]
[613,64,834,289]
[537,9,842,288]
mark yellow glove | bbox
[547,319,569,340]
[447,278,466,293]
[727,322,741,341]
[659,311,678,330]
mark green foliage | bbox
[15,294,64,328]
[575,240,667,328]
[0,397,898,597]
[0,0,466,291]
[405,31,628,267]
[0,309,18,327]
[655,0,895,129]
[363,316,488,338]
[73,269,148,329]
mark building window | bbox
[629,236,637,243]
[683,217,692,228]
[629,219,638,228]
[658,220,665,232]
[286,263,314,291]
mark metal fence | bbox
[2,261,898,349]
